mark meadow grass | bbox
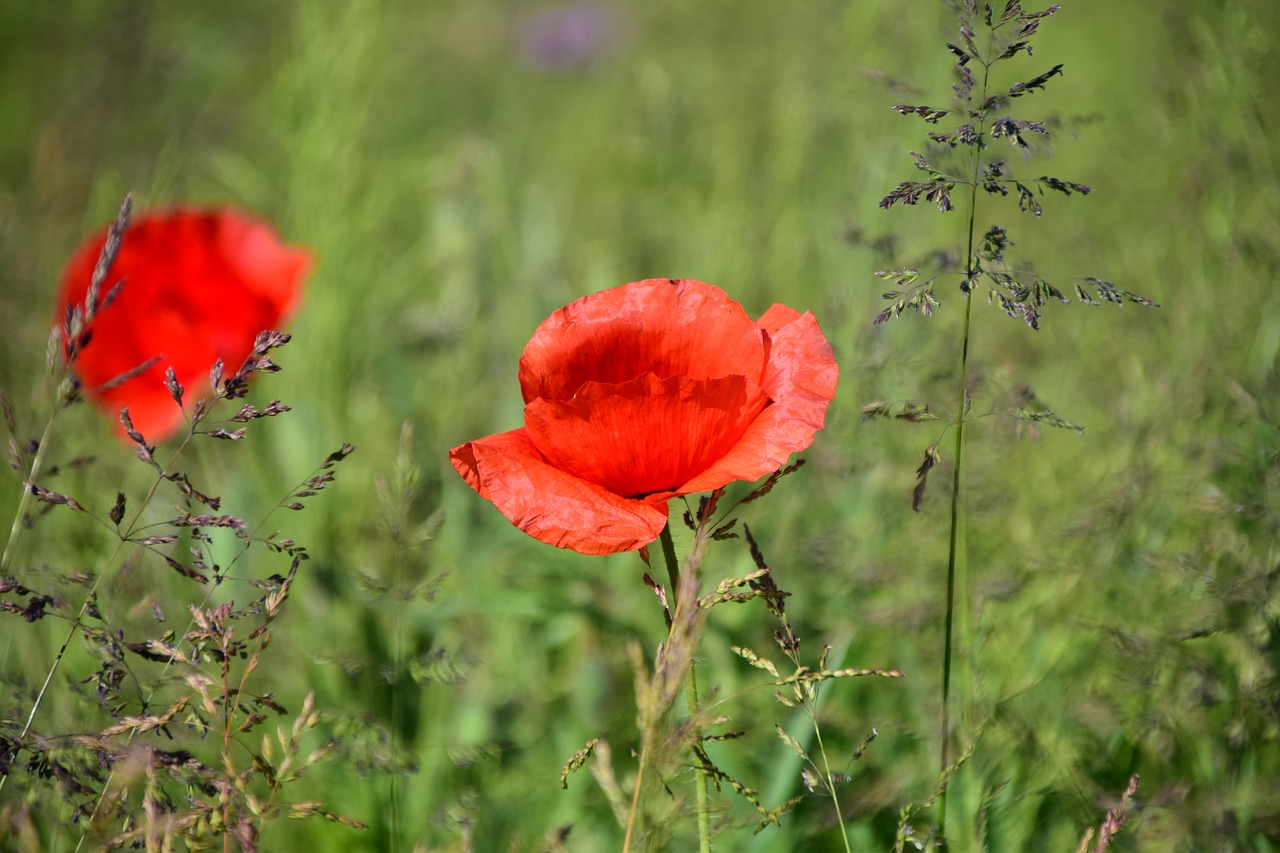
[1,0,1278,850]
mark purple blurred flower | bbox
[521,3,619,72]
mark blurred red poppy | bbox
[450,278,839,555]
[55,209,310,441]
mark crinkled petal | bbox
[525,372,769,497]
[756,306,838,411]
[675,309,837,494]
[450,428,669,554]
[518,278,767,403]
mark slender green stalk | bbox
[0,412,59,804]
[389,519,405,853]
[372,424,415,853]
[0,414,59,575]
[658,522,712,853]
[621,746,647,853]
[811,717,853,853]
[0,427,197,806]
[938,49,990,840]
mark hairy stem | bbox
[660,522,712,853]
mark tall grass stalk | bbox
[871,4,1163,838]
[373,421,429,853]
[871,3,1167,839]
[800,661,856,853]
[0,405,64,779]
[938,50,989,837]
[0,413,62,802]
[0,194,135,798]
[658,522,712,853]
[620,518,713,853]
[1,422,198,800]
[0,417,57,577]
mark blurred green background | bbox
[2,0,1278,850]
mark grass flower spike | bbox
[450,278,838,554]
[54,208,311,441]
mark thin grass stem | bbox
[811,717,853,853]
[658,522,712,853]
[621,747,646,853]
[938,44,991,841]
[0,411,61,802]
[0,415,59,576]
[387,424,414,853]
[1,428,197,813]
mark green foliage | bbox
[1,0,1278,850]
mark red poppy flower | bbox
[450,278,839,555]
[54,209,311,441]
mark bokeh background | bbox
[2,0,1278,849]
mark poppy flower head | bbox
[54,208,311,442]
[451,278,838,555]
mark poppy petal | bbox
[757,306,839,421]
[217,214,311,315]
[524,372,770,498]
[518,278,767,403]
[55,209,310,441]
[450,428,670,555]
[675,309,838,494]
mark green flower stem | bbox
[659,522,712,853]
